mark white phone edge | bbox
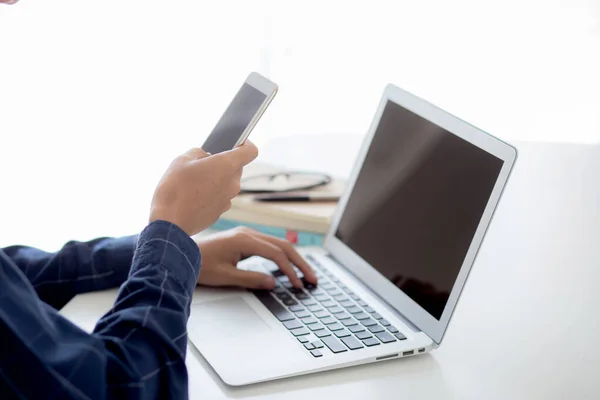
[233,72,278,148]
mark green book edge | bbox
[211,219,324,246]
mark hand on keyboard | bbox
[195,227,318,289]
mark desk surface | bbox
[61,141,600,400]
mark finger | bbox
[251,232,318,284]
[238,234,304,288]
[185,147,211,160]
[217,141,259,168]
[220,268,276,290]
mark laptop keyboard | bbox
[253,255,406,357]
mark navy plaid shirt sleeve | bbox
[0,220,202,399]
[2,235,137,310]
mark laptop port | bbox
[376,353,398,361]
[418,348,425,353]
[402,350,414,356]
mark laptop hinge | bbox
[325,253,422,334]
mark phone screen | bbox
[202,83,267,154]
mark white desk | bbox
[61,141,600,400]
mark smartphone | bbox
[201,72,278,154]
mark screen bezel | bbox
[234,72,278,147]
[324,84,517,345]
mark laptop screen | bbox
[334,100,504,320]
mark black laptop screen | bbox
[334,100,504,320]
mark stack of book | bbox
[210,163,344,245]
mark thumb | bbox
[219,141,259,167]
[222,267,275,290]
[185,147,211,160]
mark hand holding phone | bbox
[202,72,278,154]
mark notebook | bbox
[211,163,344,244]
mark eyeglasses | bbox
[239,171,332,194]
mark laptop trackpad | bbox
[190,297,271,341]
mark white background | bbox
[1,0,599,250]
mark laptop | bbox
[187,83,517,386]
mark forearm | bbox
[0,221,201,399]
[94,221,202,395]
[2,235,136,309]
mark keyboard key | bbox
[291,327,310,336]
[334,312,351,320]
[361,318,377,327]
[297,336,310,344]
[271,269,285,277]
[282,298,297,306]
[327,289,342,297]
[289,305,304,312]
[254,291,295,321]
[321,300,337,308]
[388,326,399,334]
[329,306,344,314]
[295,292,310,300]
[375,331,396,343]
[277,292,291,300]
[341,336,364,350]
[372,313,383,320]
[395,332,407,341]
[314,329,332,338]
[310,349,323,358]
[302,316,318,325]
[334,329,351,338]
[283,319,303,330]
[368,325,385,333]
[283,282,294,289]
[342,286,353,293]
[314,294,330,302]
[354,312,370,320]
[309,323,325,331]
[273,287,286,294]
[348,325,365,333]
[380,319,391,327]
[313,310,330,319]
[295,310,311,318]
[333,294,349,302]
[308,287,325,295]
[308,304,323,312]
[356,331,372,340]
[289,287,302,294]
[302,299,317,306]
[321,336,348,353]
[321,283,335,290]
[304,342,316,350]
[363,337,380,347]
[327,322,344,331]
[365,306,376,313]
[321,316,337,325]
[347,306,362,314]
[358,300,368,307]
[339,300,355,308]
[342,318,358,327]
[350,294,360,301]
[311,341,324,349]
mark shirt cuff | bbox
[134,220,202,292]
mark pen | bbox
[254,193,340,202]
